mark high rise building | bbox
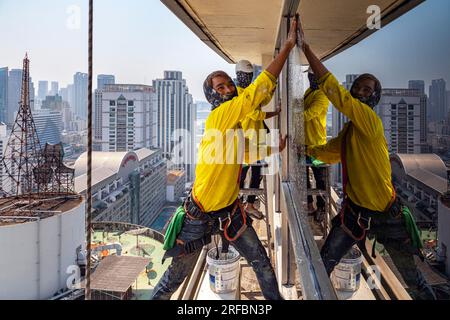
[447,91,450,118]
[98,84,157,152]
[33,109,63,146]
[41,94,63,111]
[73,72,88,120]
[50,81,59,96]
[408,80,428,152]
[59,87,68,102]
[94,75,116,150]
[7,69,23,125]
[0,123,10,191]
[153,71,195,181]
[0,67,8,123]
[97,74,115,90]
[29,78,35,110]
[38,80,48,101]
[376,89,422,154]
[94,89,103,150]
[429,79,447,121]
[408,80,425,95]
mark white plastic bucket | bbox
[331,247,363,292]
[206,246,240,294]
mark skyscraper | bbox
[409,80,428,152]
[99,84,157,152]
[0,67,8,123]
[50,81,59,96]
[97,74,115,90]
[447,91,450,118]
[33,109,63,146]
[38,80,48,101]
[408,80,425,95]
[376,89,422,154]
[7,69,23,125]
[429,79,447,121]
[73,72,88,120]
[153,71,195,181]
[94,75,116,150]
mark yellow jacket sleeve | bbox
[247,109,267,121]
[211,70,277,132]
[318,72,382,139]
[306,123,351,164]
[303,89,329,122]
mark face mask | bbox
[308,73,319,90]
[350,76,381,109]
[236,71,253,89]
[203,79,237,111]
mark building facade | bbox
[7,69,22,125]
[166,169,186,203]
[97,74,115,90]
[390,153,448,213]
[408,80,425,95]
[376,89,423,154]
[33,109,63,146]
[74,148,167,227]
[438,191,450,277]
[50,81,59,96]
[7,69,34,124]
[0,67,8,123]
[98,84,157,152]
[153,71,195,181]
[38,80,48,101]
[73,72,88,120]
[429,79,447,121]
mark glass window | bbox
[110,100,116,106]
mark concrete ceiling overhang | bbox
[161,0,424,65]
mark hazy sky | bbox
[1,0,449,101]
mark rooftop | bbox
[0,195,83,226]
[84,255,150,294]
[102,84,154,93]
[167,170,185,185]
[90,222,170,300]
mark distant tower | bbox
[0,54,42,196]
[0,55,74,197]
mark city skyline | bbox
[1,0,449,101]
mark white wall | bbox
[0,201,85,299]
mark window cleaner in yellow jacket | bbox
[151,19,297,301]
[235,59,281,219]
[300,23,422,291]
[299,67,330,221]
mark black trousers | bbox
[240,161,263,204]
[320,198,419,290]
[306,156,326,209]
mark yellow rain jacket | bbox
[303,88,329,146]
[237,86,273,143]
[307,72,394,212]
[193,70,277,212]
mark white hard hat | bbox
[235,60,254,73]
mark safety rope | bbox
[85,0,93,301]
